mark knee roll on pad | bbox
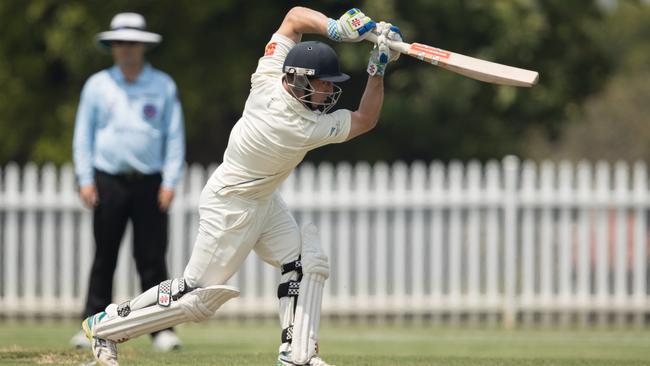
[300,223,330,278]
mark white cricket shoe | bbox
[70,329,91,349]
[152,329,182,352]
[276,351,335,366]
[82,312,119,366]
[306,356,335,366]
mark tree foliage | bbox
[525,1,650,162]
[0,0,613,165]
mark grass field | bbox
[1,320,650,365]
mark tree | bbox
[524,1,650,162]
[0,0,612,165]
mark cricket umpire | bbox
[71,12,185,351]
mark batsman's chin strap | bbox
[278,257,302,344]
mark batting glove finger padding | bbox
[367,21,400,76]
[328,8,376,42]
[386,24,403,62]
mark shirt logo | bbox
[328,120,341,137]
[264,42,277,56]
[143,103,157,120]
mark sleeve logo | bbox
[264,42,277,56]
[329,120,342,136]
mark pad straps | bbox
[277,280,300,298]
[158,280,173,307]
[281,258,302,275]
[282,325,293,343]
[158,278,191,307]
[278,257,303,299]
[278,257,303,345]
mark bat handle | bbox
[364,31,411,55]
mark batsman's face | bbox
[111,41,146,68]
[310,79,334,104]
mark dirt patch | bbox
[0,348,91,365]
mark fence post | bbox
[428,161,445,310]
[41,164,57,310]
[410,161,427,312]
[391,161,408,312]
[632,161,648,327]
[502,155,519,328]
[466,160,482,309]
[354,162,372,312]
[2,163,20,315]
[519,160,536,314]
[614,161,629,307]
[448,161,463,310]
[22,164,38,312]
[335,162,353,312]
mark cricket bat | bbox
[365,32,539,87]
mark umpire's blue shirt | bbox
[73,63,185,189]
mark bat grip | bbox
[364,31,411,55]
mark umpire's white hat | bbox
[95,12,162,51]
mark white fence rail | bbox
[1,158,649,325]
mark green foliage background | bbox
[0,0,638,166]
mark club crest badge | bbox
[143,103,157,120]
[264,42,277,56]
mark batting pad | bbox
[94,285,239,343]
[291,273,326,364]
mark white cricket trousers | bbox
[183,185,301,288]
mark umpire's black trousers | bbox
[83,170,169,320]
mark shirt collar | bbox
[110,63,153,85]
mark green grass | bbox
[1,320,650,365]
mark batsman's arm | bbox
[276,7,375,44]
[346,76,383,141]
[72,82,100,208]
[346,22,401,141]
[276,7,329,43]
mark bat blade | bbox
[366,33,539,87]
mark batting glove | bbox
[327,8,376,42]
[367,22,403,76]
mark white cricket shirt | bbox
[207,33,352,199]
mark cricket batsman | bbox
[82,6,402,366]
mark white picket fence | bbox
[1,157,649,325]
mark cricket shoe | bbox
[276,351,335,366]
[70,329,91,349]
[152,329,182,352]
[82,312,119,366]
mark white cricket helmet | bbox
[95,12,162,51]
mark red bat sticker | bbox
[409,43,451,64]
